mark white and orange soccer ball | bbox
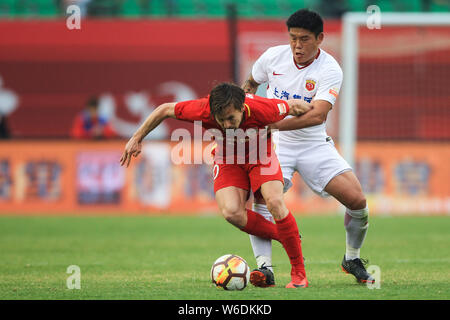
[210,254,250,290]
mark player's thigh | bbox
[249,152,285,206]
[296,140,352,196]
[259,180,285,205]
[215,186,248,216]
[213,163,249,224]
[324,171,366,210]
[259,180,288,220]
[254,165,294,206]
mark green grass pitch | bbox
[0,215,449,300]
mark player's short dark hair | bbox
[286,9,323,38]
[209,83,245,119]
[86,96,99,108]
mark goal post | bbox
[339,12,450,168]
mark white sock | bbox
[256,255,273,272]
[345,246,360,261]
[344,205,369,261]
[249,203,274,272]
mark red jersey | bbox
[174,94,289,163]
[71,111,116,139]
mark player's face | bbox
[289,28,323,65]
[215,104,244,130]
[87,105,98,118]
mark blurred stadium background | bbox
[0,0,449,217]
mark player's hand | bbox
[120,135,142,167]
[257,125,272,140]
[287,99,312,116]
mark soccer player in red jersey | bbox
[120,83,311,288]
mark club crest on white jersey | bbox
[251,45,343,141]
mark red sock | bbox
[241,209,279,241]
[275,212,306,277]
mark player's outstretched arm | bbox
[242,74,260,94]
[120,102,176,167]
[272,99,331,132]
[286,99,312,116]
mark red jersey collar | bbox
[293,48,321,70]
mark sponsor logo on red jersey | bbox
[277,103,287,115]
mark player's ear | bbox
[316,32,324,44]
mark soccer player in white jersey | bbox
[242,9,375,286]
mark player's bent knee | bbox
[264,196,285,220]
[220,206,246,228]
[346,200,369,221]
[347,194,367,211]
[223,214,246,229]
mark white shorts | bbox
[274,136,352,197]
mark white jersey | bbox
[252,45,343,142]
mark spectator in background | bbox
[59,0,92,17]
[86,0,121,16]
[71,96,116,139]
[317,0,348,17]
[0,114,10,139]
[0,75,17,139]
[138,0,177,16]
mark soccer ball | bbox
[210,254,250,290]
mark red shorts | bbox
[212,153,284,197]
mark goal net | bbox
[340,12,450,214]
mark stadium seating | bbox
[0,0,448,18]
[0,0,58,17]
[121,0,140,16]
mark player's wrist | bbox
[268,123,279,131]
[132,131,144,143]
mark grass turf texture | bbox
[0,215,449,300]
